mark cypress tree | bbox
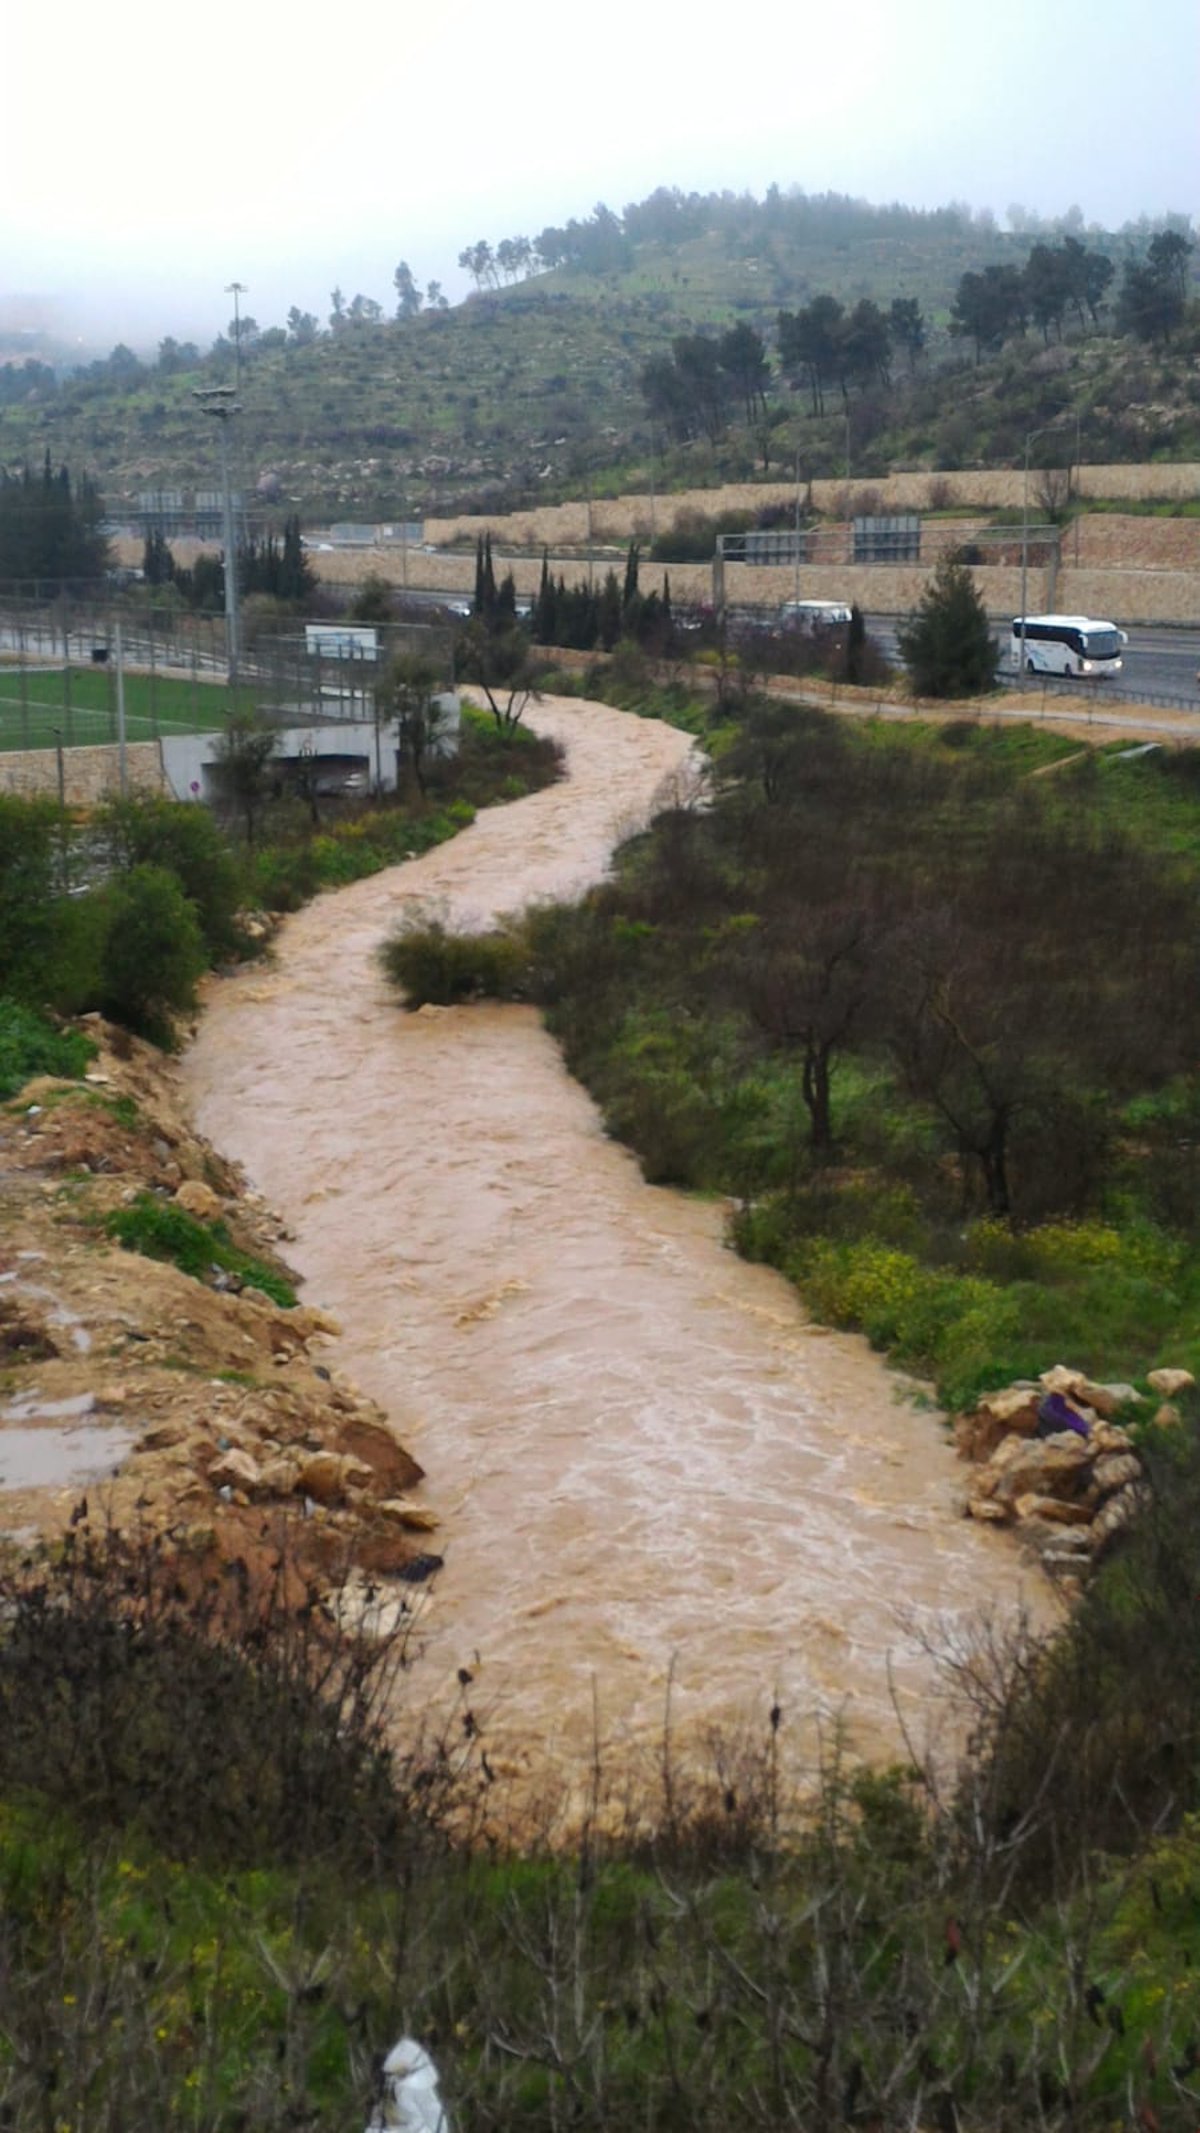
[844,602,866,684]
[622,540,640,612]
[599,569,623,650]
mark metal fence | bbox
[0,593,456,754]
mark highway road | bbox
[866,618,1200,706]
[2,608,1197,714]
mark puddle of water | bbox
[0,1277,92,1354]
[0,1425,133,1493]
[184,695,1053,1788]
[4,1392,99,1424]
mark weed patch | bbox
[104,1192,297,1307]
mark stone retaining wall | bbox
[423,462,1200,548]
[1072,515,1200,568]
[304,545,1200,625]
[0,741,166,802]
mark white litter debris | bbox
[365,2037,450,2133]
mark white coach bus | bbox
[1010,614,1127,678]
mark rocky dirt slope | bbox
[0,1016,437,1611]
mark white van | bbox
[779,600,853,630]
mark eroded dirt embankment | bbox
[183,694,1053,1797]
[0,1022,435,1604]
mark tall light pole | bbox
[793,449,803,602]
[225,281,248,395]
[195,386,241,683]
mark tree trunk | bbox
[978,1111,1011,1216]
[802,1044,834,1157]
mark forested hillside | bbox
[0,187,1196,526]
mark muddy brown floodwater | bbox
[184,694,1052,1803]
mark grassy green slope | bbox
[1,217,1197,525]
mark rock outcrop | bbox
[956,1363,1180,1585]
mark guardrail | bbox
[996,673,1200,713]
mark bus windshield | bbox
[1081,629,1123,661]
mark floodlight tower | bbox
[194,385,242,682]
[225,280,249,395]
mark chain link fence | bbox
[0,589,456,753]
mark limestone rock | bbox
[174,1179,223,1222]
[968,1432,1032,1496]
[1147,1367,1194,1398]
[1077,1380,1141,1419]
[956,1385,1040,1460]
[1019,1517,1094,1560]
[1013,1493,1094,1525]
[1040,1364,1091,1396]
[335,1414,424,1496]
[138,1420,187,1451]
[1091,1485,1144,1549]
[379,1498,441,1532]
[209,1447,264,1495]
[258,1454,303,1497]
[295,1449,374,1504]
[1090,1452,1142,1500]
[292,1304,342,1341]
[1090,1423,1134,1455]
[991,1434,1093,1505]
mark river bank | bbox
[182,693,1053,1801]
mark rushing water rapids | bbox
[183,695,1049,1797]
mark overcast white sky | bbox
[7,0,1198,348]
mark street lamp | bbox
[194,386,241,683]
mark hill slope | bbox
[1,193,1196,525]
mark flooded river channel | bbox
[184,695,1048,1799]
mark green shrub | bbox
[0,999,94,1100]
[379,918,530,1006]
[252,843,322,911]
[105,1192,296,1306]
[0,794,65,1004]
[97,862,207,1046]
[98,795,244,960]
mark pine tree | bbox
[896,555,998,699]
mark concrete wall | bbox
[160,697,461,801]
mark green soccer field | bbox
[0,666,258,753]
